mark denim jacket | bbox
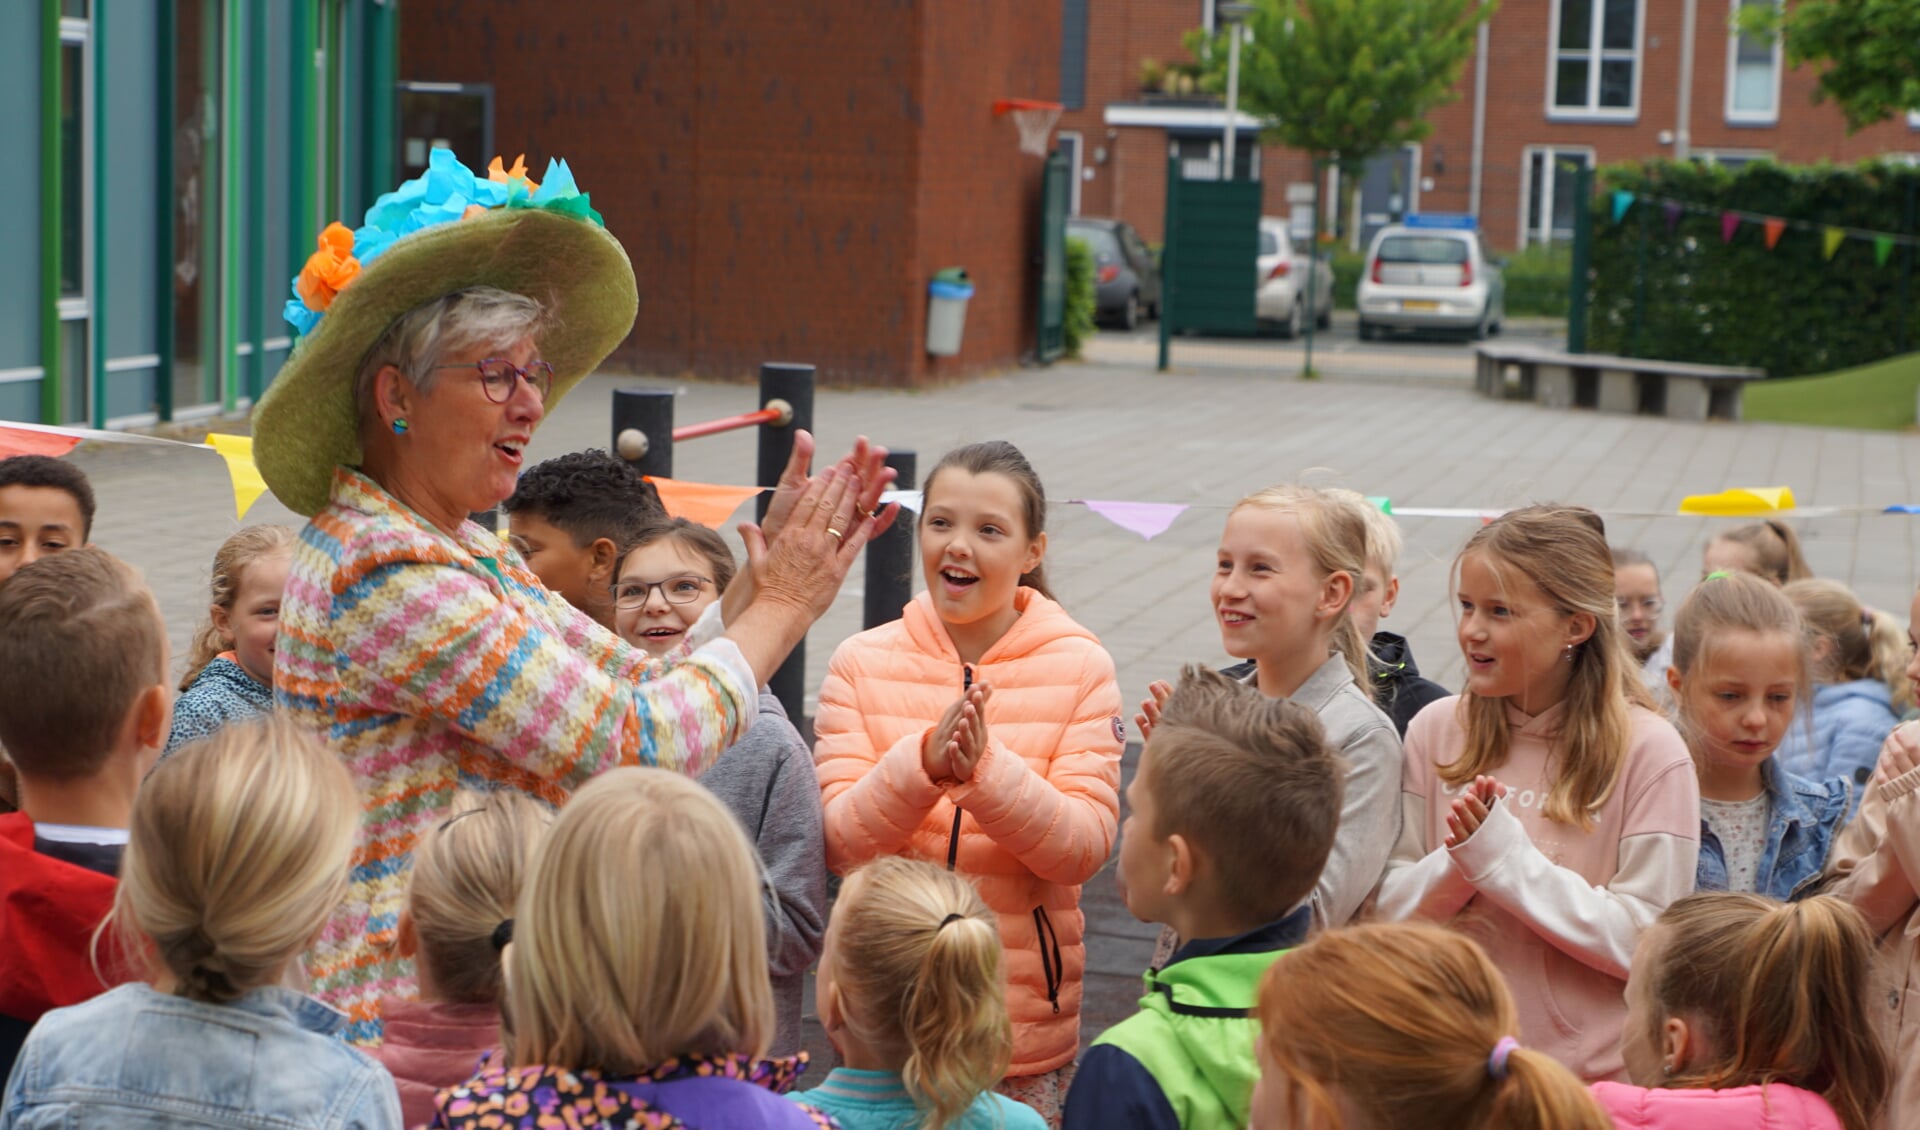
[1696,758,1852,902]
[2,983,401,1130]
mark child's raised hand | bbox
[1878,722,1920,782]
[1135,680,1173,741]
[1444,776,1507,849]
[949,685,993,782]
[923,694,968,782]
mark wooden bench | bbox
[1474,344,1765,422]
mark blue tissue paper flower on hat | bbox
[282,148,605,338]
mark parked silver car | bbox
[1256,217,1335,338]
[1356,216,1504,340]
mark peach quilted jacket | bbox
[814,588,1125,1076]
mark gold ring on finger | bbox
[827,527,844,542]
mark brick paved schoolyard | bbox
[65,349,1920,1063]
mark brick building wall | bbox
[401,0,1058,387]
[1065,0,1920,252]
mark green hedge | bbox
[1590,160,1920,377]
[1065,236,1096,358]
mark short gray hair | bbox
[354,287,547,420]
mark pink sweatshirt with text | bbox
[1375,697,1699,1081]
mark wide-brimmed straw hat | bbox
[253,150,637,516]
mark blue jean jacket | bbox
[1,983,401,1130]
[1696,758,1852,902]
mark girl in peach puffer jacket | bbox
[814,441,1123,1127]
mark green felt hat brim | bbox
[253,208,637,516]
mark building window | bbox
[1694,149,1773,171]
[1550,0,1641,117]
[1520,146,1594,247]
[1726,0,1780,123]
[1057,131,1084,215]
[1060,0,1088,110]
[1169,134,1259,182]
[58,37,87,298]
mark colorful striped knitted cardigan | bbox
[277,466,754,1045]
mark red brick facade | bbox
[1063,0,1920,251]
[401,0,1059,386]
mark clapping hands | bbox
[1444,775,1508,849]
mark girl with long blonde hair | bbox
[1375,505,1699,1081]
[2,714,401,1129]
[1250,921,1612,1130]
[167,524,296,755]
[1599,893,1889,1130]
[1777,578,1909,786]
[793,856,1044,1130]
[427,767,833,1129]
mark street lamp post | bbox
[1219,3,1255,181]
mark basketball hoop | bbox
[994,98,1065,158]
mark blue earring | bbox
[391,418,409,435]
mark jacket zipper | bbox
[1033,906,1063,1014]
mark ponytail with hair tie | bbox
[1487,1036,1519,1081]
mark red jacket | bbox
[0,812,127,1023]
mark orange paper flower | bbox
[296,222,361,312]
[487,154,539,193]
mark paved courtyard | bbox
[63,343,1920,1064]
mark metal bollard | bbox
[611,387,675,478]
[863,450,917,629]
[756,363,815,722]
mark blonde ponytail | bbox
[180,525,296,691]
[408,788,552,1005]
[1257,922,1613,1130]
[830,857,1012,1130]
[1784,579,1913,710]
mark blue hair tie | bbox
[1488,1036,1519,1081]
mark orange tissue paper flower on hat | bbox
[488,154,540,192]
[296,222,361,312]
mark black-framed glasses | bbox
[436,358,555,404]
[612,575,714,609]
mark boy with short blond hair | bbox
[0,547,171,1077]
[1065,666,1345,1130]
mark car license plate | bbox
[1402,300,1439,312]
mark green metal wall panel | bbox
[1164,163,1261,337]
[104,0,163,419]
[0,4,42,377]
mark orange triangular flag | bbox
[1763,217,1787,250]
[0,425,83,459]
[646,477,767,530]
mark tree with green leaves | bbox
[1188,0,1492,372]
[1739,0,1920,132]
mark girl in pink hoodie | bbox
[1595,892,1889,1130]
[1375,505,1699,1081]
[814,441,1124,1126]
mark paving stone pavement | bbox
[65,353,1918,1062]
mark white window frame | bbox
[1518,145,1597,248]
[1546,0,1645,121]
[1056,130,1084,215]
[1724,0,1782,124]
[1693,148,1774,169]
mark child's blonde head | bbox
[1322,487,1402,579]
[1256,921,1612,1130]
[1232,485,1372,694]
[824,857,1009,1130]
[509,767,772,1073]
[181,524,296,691]
[113,713,356,1003]
[1637,893,1889,1130]
[1446,505,1648,828]
[406,788,552,1005]
[1668,570,1812,745]
[1783,579,1913,711]
[1707,520,1812,586]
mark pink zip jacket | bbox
[1592,1082,1843,1130]
[813,587,1124,1076]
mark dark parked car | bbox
[1068,217,1160,330]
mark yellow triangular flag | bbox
[1677,486,1796,516]
[1823,226,1846,260]
[205,433,270,520]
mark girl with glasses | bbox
[612,517,827,1057]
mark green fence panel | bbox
[1164,157,1260,336]
[1036,149,1069,364]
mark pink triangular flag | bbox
[1721,212,1740,244]
[1079,500,1188,541]
[0,425,84,459]
[645,477,767,530]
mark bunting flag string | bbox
[1610,189,1920,263]
[643,477,767,530]
[1,423,269,520]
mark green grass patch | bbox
[1744,350,1920,430]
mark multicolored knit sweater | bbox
[277,466,754,1045]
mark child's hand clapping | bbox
[1878,722,1920,783]
[949,684,994,782]
[1444,776,1508,849]
[1135,680,1173,741]
[924,683,992,783]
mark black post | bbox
[1567,163,1593,354]
[611,387,675,478]
[1630,201,1649,360]
[863,450,917,630]
[1901,177,1915,356]
[757,363,815,721]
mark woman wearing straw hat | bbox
[253,150,895,1045]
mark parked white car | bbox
[1356,216,1504,340]
[1256,217,1335,338]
